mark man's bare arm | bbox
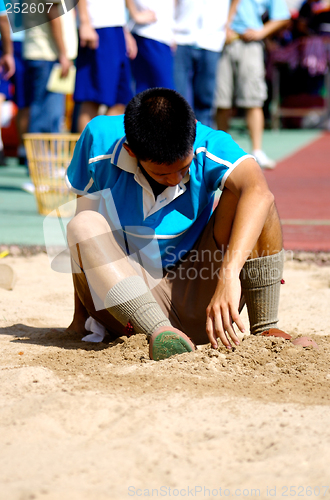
[225,0,241,43]
[47,3,71,77]
[228,0,241,25]
[206,159,275,348]
[126,0,157,25]
[221,159,274,271]
[76,0,99,49]
[241,19,290,41]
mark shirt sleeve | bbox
[0,0,7,15]
[66,124,100,199]
[195,126,254,192]
[268,0,291,21]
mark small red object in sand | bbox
[292,337,319,349]
[261,328,292,340]
[125,321,135,338]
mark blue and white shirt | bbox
[66,116,252,268]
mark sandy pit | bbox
[1,252,330,500]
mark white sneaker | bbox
[252,150,276,170]
[21,182,35,194]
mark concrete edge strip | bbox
[281,220,330,226]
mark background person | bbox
[126,0,176,93]
[0,0,15,164]
[173,0,240,127]
[215,0,290,169]
[7,9,29,165]
[23,0,77,133]
[74,0,136,133]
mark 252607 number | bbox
[5,3,54,14]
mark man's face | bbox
[139,149,194,187]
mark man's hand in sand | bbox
[206,268,245,349]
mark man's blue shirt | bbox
[0,0,6,14]
[66,115,252,268]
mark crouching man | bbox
[66,88,284,360]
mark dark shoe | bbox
[0,149,7,166]
[19,155,27,166]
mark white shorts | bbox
[215,39,268,109]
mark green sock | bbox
[104,276,171,339]
[240,249,284,335]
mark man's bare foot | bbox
[66,317,89,336]
[67,290,90,335]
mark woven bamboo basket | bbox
[23,133,80,217]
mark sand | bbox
[1,251,330,500]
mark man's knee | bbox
[264,201,282,235]
[254,202,283,257]
[67,211,109,246]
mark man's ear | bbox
[123,143,137,158]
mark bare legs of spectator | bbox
[78,101,126,133]
[216,106,275,169]
[16,107,29,164]
[215,107,231,132]
[246,107,276,169]
[216,106,263,150]
[106,104,125,116]
[245,107,264,151]
[77,101,99,133]
[16,107,29,140]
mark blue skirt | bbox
[130,34,174,94]
[12,41,30,108]
[74,26,133,107]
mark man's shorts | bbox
[74,26,133,108]
[130,35,174,94]
[72,210,243,346]
[214,39,267,109]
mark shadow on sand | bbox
[0,324,124,351]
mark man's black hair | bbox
[124,88,196,165]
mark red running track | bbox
[264,132,330,251]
